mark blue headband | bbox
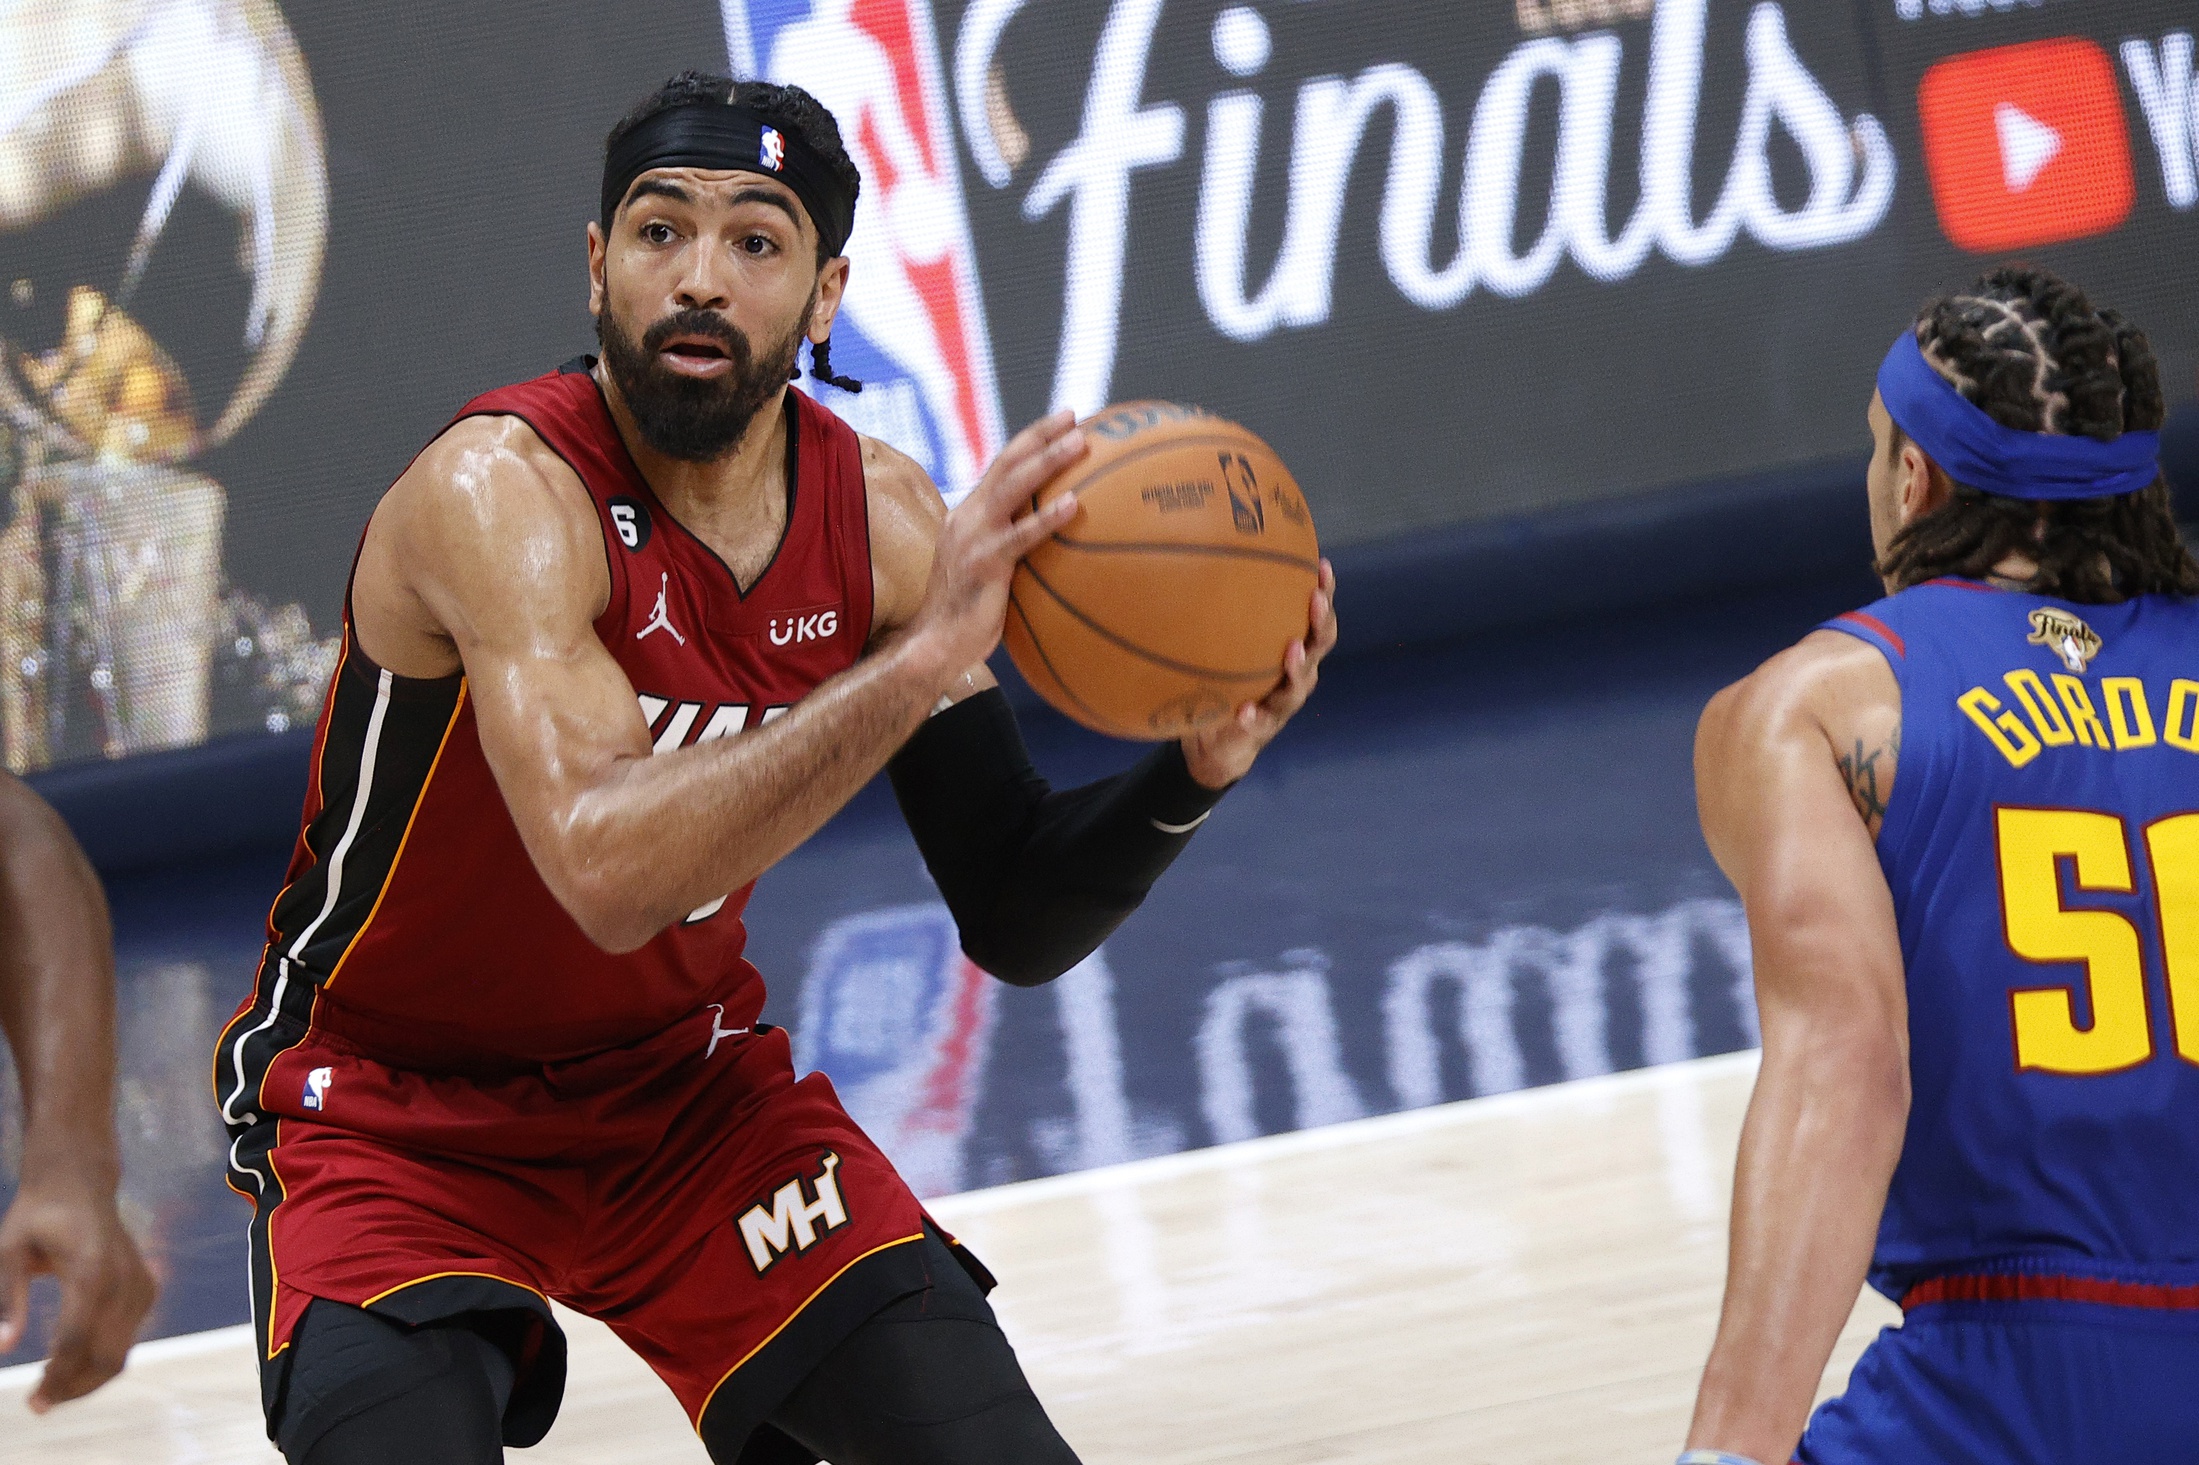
[1876,333,2160,501]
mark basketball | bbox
[1004,402,1319,741]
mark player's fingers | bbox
[1268,638,1317,713]
[1289,629,1320,692]
[31,1238,148,1412]
[988,425,1087,512]
[977,411,1079,507]
[30,1269,113,1411]
[1231,698,1286,745]
[1000,491,1081,561]
[1236,664,1302,733]
[1306,587,1339,663]
[989,409,1075,474]
[1306,562,1338,656]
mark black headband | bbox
[601,101,856,259]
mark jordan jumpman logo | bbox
[637,572,685,645]
[705,1003,748,1059]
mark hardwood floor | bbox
[0,1054,1897,1464]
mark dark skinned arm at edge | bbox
[0,772,157,1412]
[888,689,1227,987]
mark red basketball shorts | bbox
[218,1001,971,1459]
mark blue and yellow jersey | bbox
[1824,578,2199,1306]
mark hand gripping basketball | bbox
[909,409,1088,682]
[1000,402,1324,747]
[1178,556,1336,788]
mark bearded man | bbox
[213,72,1335,1465]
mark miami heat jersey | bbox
[1825,580,2199,1302]
[248,364,875,1070]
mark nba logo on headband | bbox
[758,125,785,171]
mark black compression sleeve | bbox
[886,689,1226,987]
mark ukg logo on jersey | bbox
[726,0,1008,504]
[964,0,1897,414]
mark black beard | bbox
[596,296,809,462]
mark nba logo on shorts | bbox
[723,0,1006,502]
[758,124,786,171]
[793,904,997,1197]
[301,1065,334,1112]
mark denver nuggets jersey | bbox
[1826,579,2199,1305]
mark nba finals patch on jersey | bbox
[2026,607,2102,674]
[1955,604,2194,770]
[725,0,1006,503]
[794,905,998,1197]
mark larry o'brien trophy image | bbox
[0,0,335,772]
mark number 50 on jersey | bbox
[1998,807,2199,1075]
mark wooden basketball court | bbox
[0,1053,1897,1463]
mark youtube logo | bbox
[1918,39,2136,254]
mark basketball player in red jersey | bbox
[214,72,1336,1465]
[0,774,157,1412]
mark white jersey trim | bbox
[221,668,396,1129]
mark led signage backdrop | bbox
[2,0,2193,768]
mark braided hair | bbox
[804,335,862,394]
[1876,265,2199,603]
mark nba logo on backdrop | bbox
[724,0,1006,503]
[794,904,998,1197]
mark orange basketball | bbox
[1004,402,1319,740]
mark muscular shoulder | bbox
[357,415,610,668]
[1699,629,1903,843]
[1701,632,1893,751]
[861,433,946,636]
[385,415,599,548]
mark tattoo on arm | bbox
[1837,723,1900,835]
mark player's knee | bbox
[770,1267,1084,1465]
[850,1316,1035,1426]
[275,1300,516,1465]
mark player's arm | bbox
[355,412,1085,954]
[1683,632,1909,1465]
[864,438,1337,986]
[0,774,157,1412]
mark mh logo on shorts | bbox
[738,1151,850,1274]
[724,0,1005,504]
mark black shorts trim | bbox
[697,1230,938,1463]
[263,1272,566,1448]
[941,1231,997,1293]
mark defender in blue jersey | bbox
[1679,268,2199,1465]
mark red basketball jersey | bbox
[247,365,874,1071]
